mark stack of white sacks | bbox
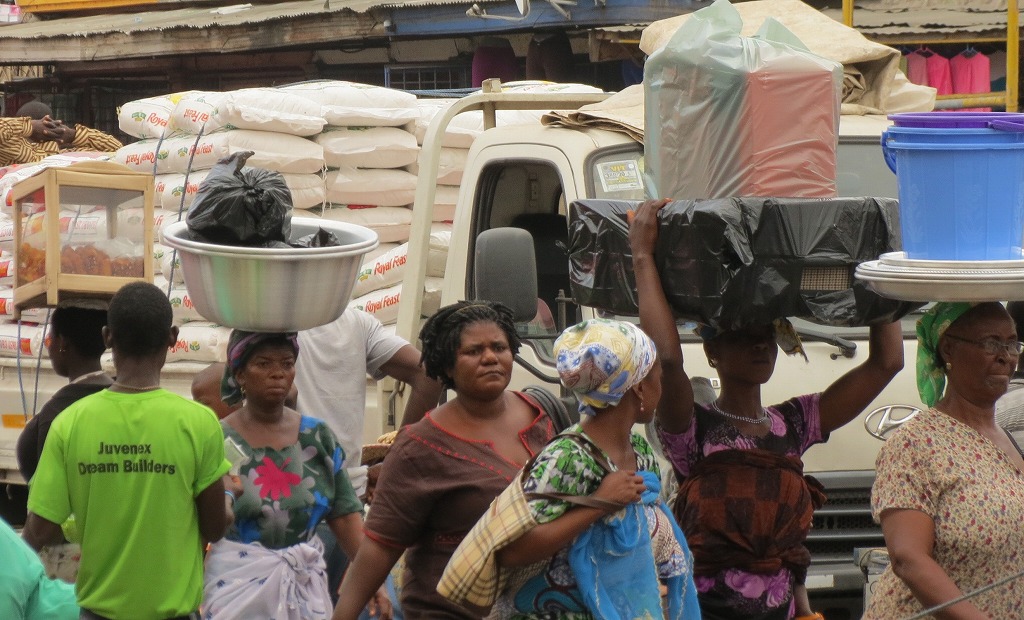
[280,82,449,325]
[112,81,460,333]
[0,81,604,359]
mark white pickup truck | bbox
[1,84,921,618]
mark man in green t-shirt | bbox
[23,282,235,620]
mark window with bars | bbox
[385,64,472,91]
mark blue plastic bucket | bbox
[881,123,1024,260]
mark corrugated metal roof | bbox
[0,0,382,39]
[0,0,399,61]
[820,6,1021,36]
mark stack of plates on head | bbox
[855,252,1024,301]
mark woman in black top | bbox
[16,302,111,481]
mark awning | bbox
[0,0,710,64]
[0,0,388,63]
[819,4,1022,37]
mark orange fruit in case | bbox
[18,243,46,284]
[20,243,145,283]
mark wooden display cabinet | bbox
[11,161,155,315]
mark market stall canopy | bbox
[639,0,935,115]
[0,0,386,62]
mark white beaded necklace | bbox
[709,400,771,425]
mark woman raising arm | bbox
[630,198,903,620]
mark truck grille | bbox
[807,487,883,564]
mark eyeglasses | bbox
[944,334,1024,356]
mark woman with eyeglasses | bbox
[630,199,905,620]
[865,302,1024,619]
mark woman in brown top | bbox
[333,301,555,620]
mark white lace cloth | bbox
[203,537,331,620]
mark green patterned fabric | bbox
[916,302,975,407]
[524,424,658,523]
[498,426,670,619]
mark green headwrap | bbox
[915,302,975,407]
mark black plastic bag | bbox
[186,151,292,247]
[291,227,342,248]
[567,197,924,329]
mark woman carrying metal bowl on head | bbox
[202,331,390,620]
[865,302,1024,619]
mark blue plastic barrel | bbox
[881,122,1024,260]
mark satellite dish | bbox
[515,0,529,15]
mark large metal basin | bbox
[160,217,378,331]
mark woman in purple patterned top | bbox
[629,199,905,620]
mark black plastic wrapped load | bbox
[567,197,923,329]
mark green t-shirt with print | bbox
[28,389,230,620]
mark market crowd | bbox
[4,200,1024,620]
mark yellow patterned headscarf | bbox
[555,319,657,416]
[916,302,975,407]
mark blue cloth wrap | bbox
[567,471,700,620]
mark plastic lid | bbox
[889,112,1024,128]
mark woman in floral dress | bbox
[866,302,1024,618]
[202,331,390,620]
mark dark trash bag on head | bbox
[186,150,292,247]
[567,197,923,330]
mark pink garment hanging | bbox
[951,51,992,112]
[926,53,953,96]
[905,50,929,86]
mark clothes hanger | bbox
[962,44,978,58]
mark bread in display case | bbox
[12,161,154,314]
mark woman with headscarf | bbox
[488,318,701,619]
[203,331,391,620]
[630,199,905,620]
[333,301,555,620]
[865,302,1024,619]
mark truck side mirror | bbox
[474,227,539,322]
